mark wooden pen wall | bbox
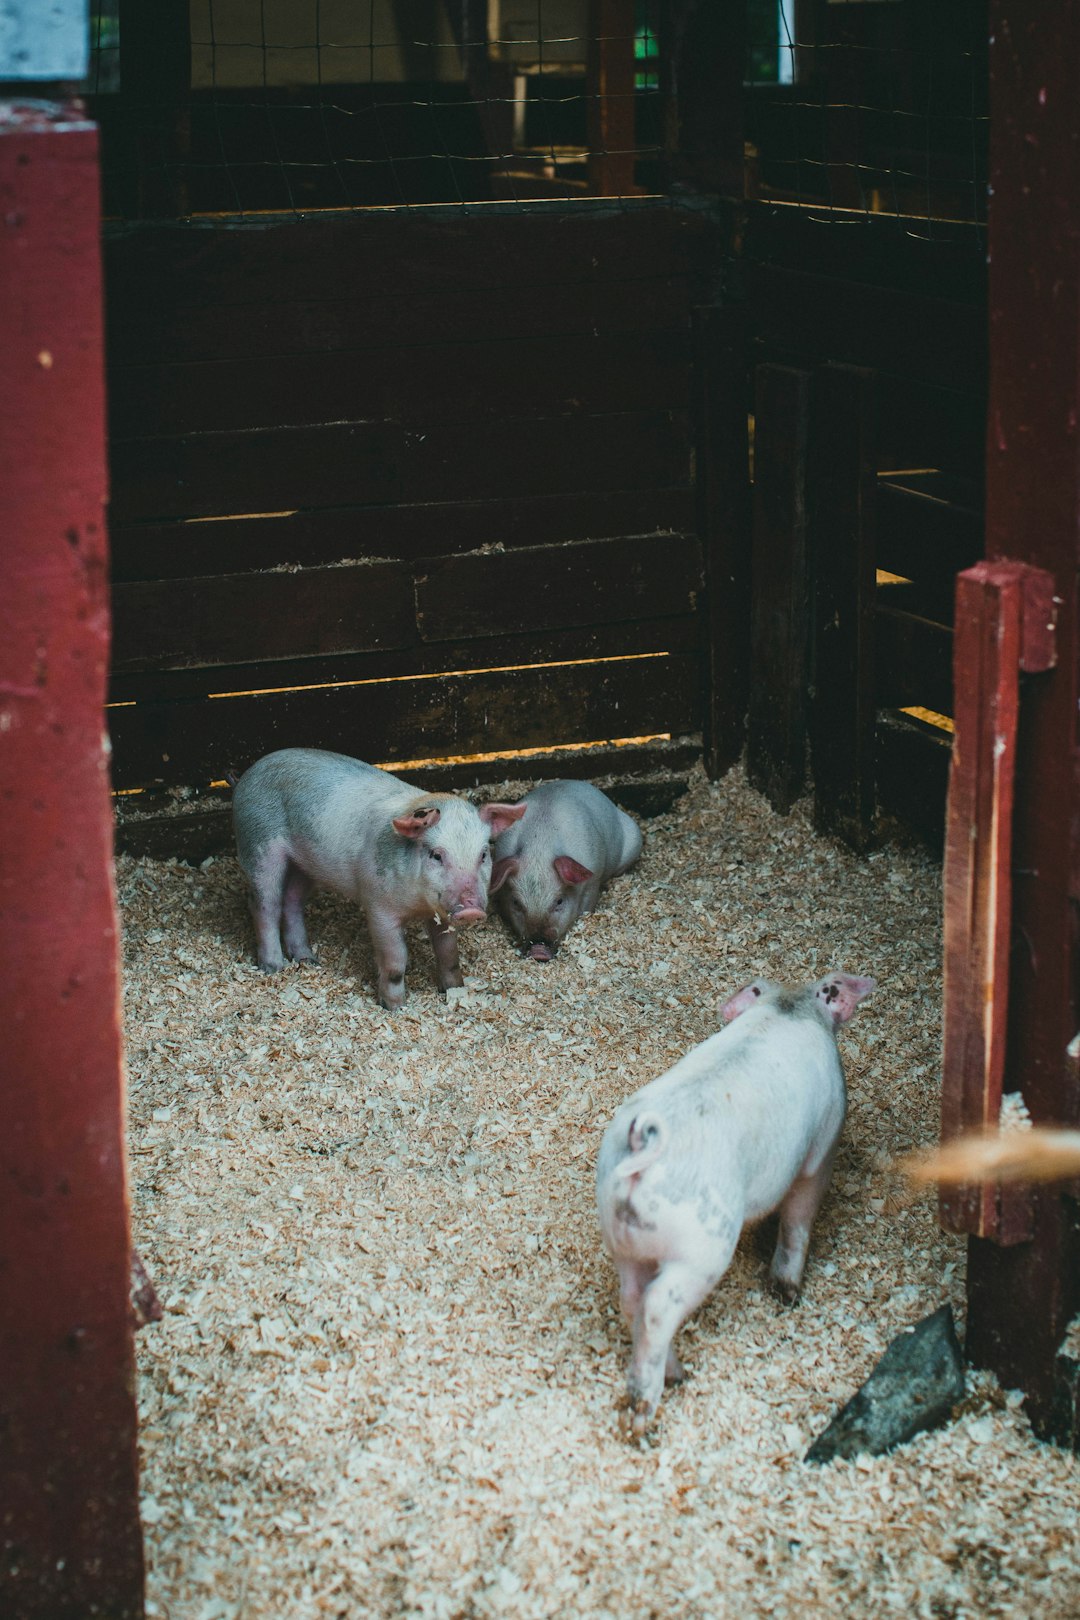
[105,200,724,826]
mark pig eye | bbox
[428,849,443,864]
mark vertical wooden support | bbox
[118,0,191,217]
[658,0,746,197]
[941,562,1055,1241]
[960,1,1080,1430]
[587,0,638,196]
[694,305,752,778]
[746,365,812,812]
[0,104,144,1616]
[809,364,877,850]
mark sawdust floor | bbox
[121,765,1080,1620]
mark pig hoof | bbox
[289,951,316,966]
[769,1274,801,1306]
[617,1392,656,1439]
[257,960,285,974]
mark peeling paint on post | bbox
[0,101,145,1617]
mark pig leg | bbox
[425,916,464,993]
[617,1261,684,1385]
[281,863,315,963]
[367,903,409,1011]
[246,841,289,971]
[625,1257,727,1436]
[769,1144,839,1304]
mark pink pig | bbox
[232,748,524,1008]
[595,971,875,1435]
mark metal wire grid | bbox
[744,0,988,235]
[86,2,663,217]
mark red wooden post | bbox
[0,103,145,1615]
[941,562,1055,1242]
[958,1,1080,1428]
[587,0,638,197]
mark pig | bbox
[595,970,876,1435]
[232,748,525,1009]
[490,779,642,961]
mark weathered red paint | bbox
[0,102,144,1615]
[962,5,1080,1428]
[941,562,1054,1244]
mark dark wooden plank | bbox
[106,274,699,367]
[106,651,701,792]
[965,0,1080,1430]
[108,409,693,524]
[877,475,984,605]
[744,200,988,304]
[749,265,986,396]
[747,364,811,813]
[109,488,699,581]
[810,365,877,850]
[111,560,416,674]
[102,201,726,311]
[660,0,745,196]
[875,607,955,715]
[694,304,752,779]
[108,330,693,440]
[108,612,701,708]
[875,713,951,851]
[875,376,986,480]
[415,533,702,643]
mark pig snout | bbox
[449,901,486,925]
[526,940,556,962]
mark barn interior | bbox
[3,2,1079,1616]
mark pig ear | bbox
[553,855,593,886]
[815,973,876,1026]
[479,801,527,838]
[720,979,769,1023]
[489,856,519,893]
[392,806,441,838]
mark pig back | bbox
[599,1006,845,1220]
[499,779,642,880]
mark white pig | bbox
[595,970,875,1435]
[490,779,642,960]
[232,748,525,1009]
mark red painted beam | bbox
[0,102,144,1616]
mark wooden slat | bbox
[810,364,877,850]
[415,533,702,643]
[693,304,752,779]
[586,0,638,198]
[876,475,983,597]
[108,330,692,440]
[102,202,725,310]
[875,714,951,852]
[108,613,700,707]
[108,409,692,524]
[875,607,955,715]
[747,363,811,813]
[111,560,415,673]
[106,274,697,367]
[750,264,986,396]
[109,488,698,582]
[106,652,701,792]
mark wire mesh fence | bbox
[86,0,664,217]
[744,0,988,233]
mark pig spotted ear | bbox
[553,855,593,886]
[489,856,519,894]
[815,973,876,1026]
[479,801,527,839]
[392,806,441,839]
[720,979,769,1023]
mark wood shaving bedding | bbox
[119,764,1080,1620]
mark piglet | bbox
[595,970,875,1435]
[490,779,642,961]
[232,748,525,1009]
